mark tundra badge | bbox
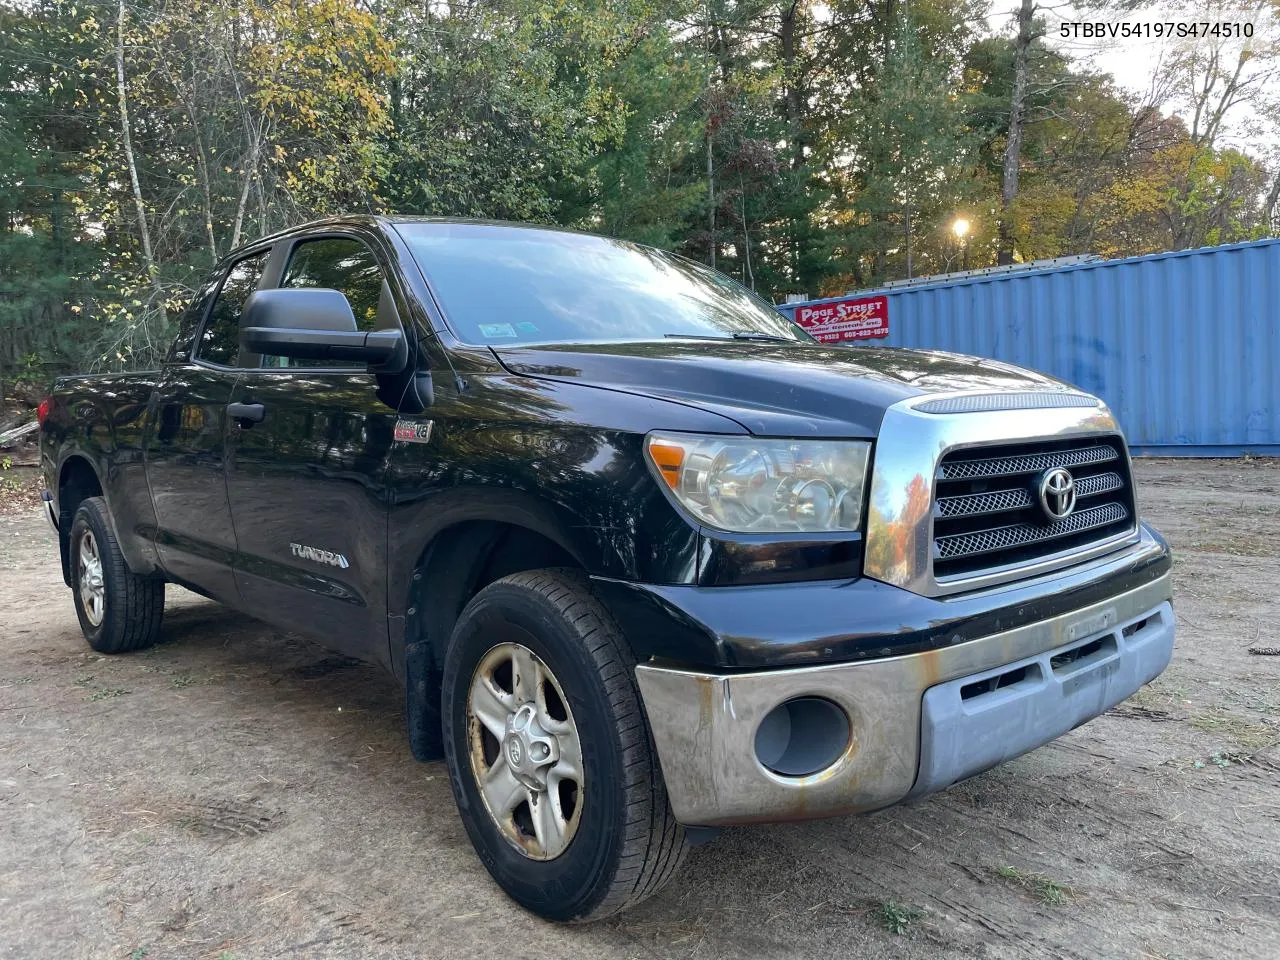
[290,543,350,569]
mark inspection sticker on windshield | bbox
[394,420,434,444]
[479,322,517,339]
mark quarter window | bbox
[194,251,269,367]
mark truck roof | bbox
[222,214,593,262]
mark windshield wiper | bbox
[663,331,795,343]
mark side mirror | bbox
[240,288,408,372]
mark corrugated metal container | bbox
[777,238,1280,455]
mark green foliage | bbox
[88,687,129,701]
[2,0,395,374]
[880,900,923,934]
[995,865,1074,905]
[0,454,19,494]
[837,7,982,283]
[0,0,1275,378]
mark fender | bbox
[387,485,617,672]
[390,486,605,763]
[383,369,732,735]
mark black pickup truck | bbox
[39,217,1174,921]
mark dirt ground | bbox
[2,459,1278,960]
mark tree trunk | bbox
[779,1,804,173]
[1266,168,1280,236]
[256,166,269,236]
[181,91,219,264]
[223,41,261,252]
[50,188,64,265]
[879,0,897,62]
[779,0,804,283]
[230,133,261,252]
[851,256,865,289]
[706,122,716,270]
[904,203,912,279]
[115,0,166,322]
[998,0,1035,266]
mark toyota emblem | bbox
[1038,467,1077,521]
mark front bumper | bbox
[635,570,1173,827]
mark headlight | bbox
[645,432,871,533]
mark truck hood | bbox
[491,340,1074,437]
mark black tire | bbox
[441,569,687,921]
[69,496,165,654]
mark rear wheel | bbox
[70,497,164,653]
[441,569,687,921]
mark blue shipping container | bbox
[776,238,1280,456]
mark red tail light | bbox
[36,397,52,426]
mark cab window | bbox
[194,251,269,367]
[263,237,388,368]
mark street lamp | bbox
[952,217,971,271]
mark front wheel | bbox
[441,569,687,921]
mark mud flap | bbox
[405,638,444,762]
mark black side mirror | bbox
[240,288,408,372]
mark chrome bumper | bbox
[635,572,1173,827]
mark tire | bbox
[69,496,165,654]
[441,569,687,921]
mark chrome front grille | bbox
[932,436,1136,580]
[1074,472,1124,498]
[935,502,1129,561]
[938,443,1119,481]
[936,487,1034,518]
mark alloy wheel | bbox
[78,529,106,627]
[466,642,583,860]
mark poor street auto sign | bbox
[793,294,889,343]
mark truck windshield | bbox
[397,222,812,347]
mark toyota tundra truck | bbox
[39,217,1174,921]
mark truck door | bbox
[145,249,269,604]
[222,233,402,663]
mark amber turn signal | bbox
[646,439,685,489]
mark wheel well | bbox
[401,520,582,763]
[57,456,103,585]
[410,520,581,667]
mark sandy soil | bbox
[1,459,1277,959]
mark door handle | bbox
[227,402,266,427]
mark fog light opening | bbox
[754,696,851,777]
